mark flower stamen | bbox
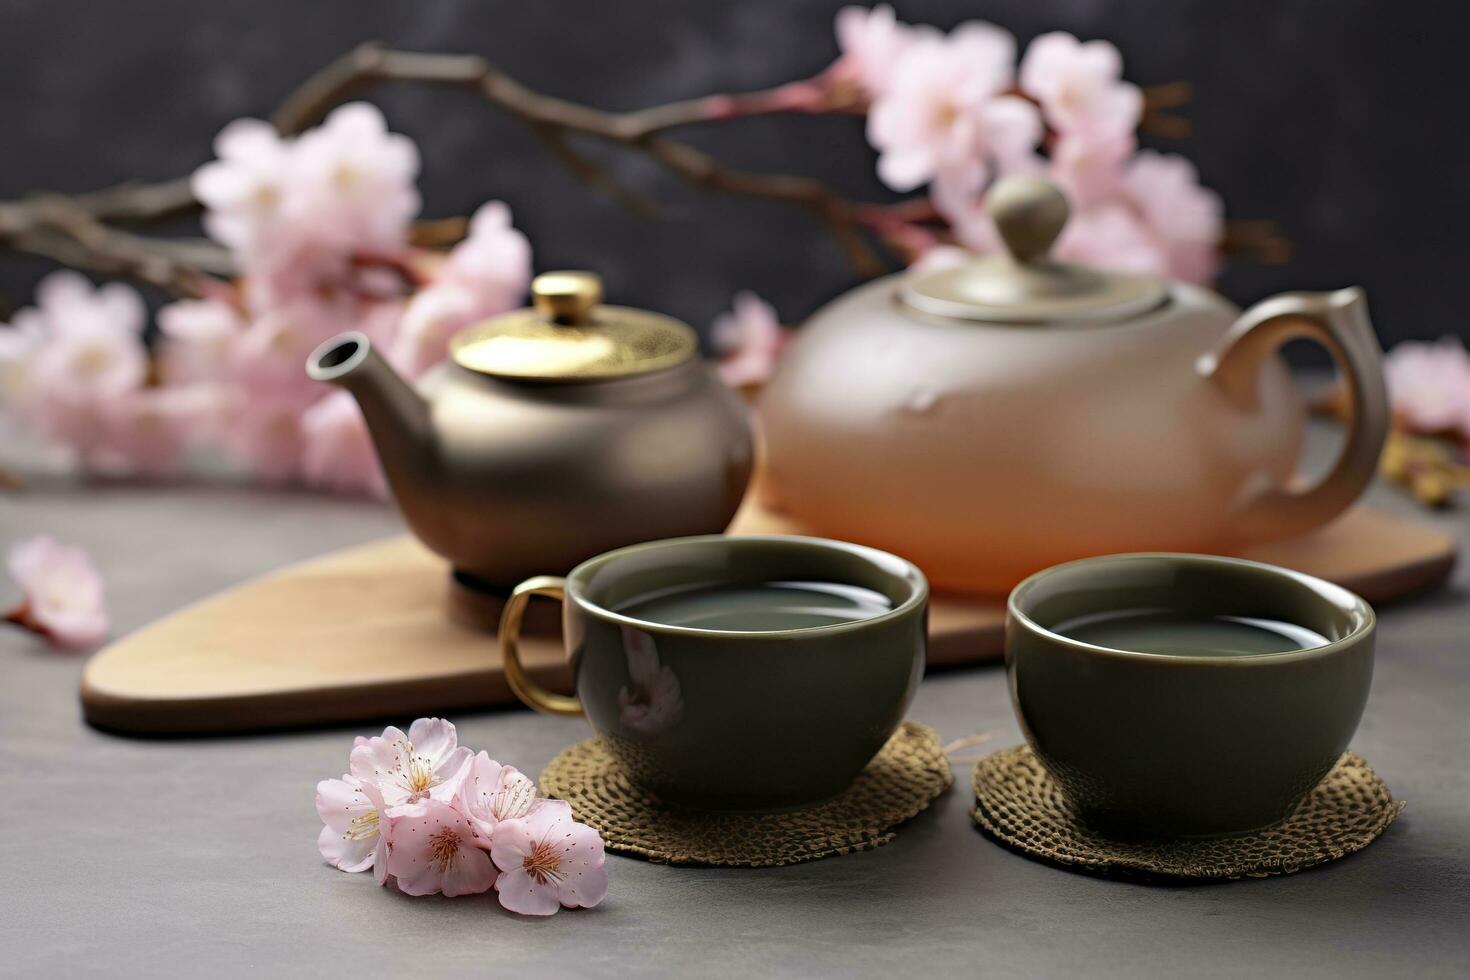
[344,810,379,842]
[523,837,565,885]
[428,827,461,872]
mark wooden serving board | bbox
[82,502,1456,735]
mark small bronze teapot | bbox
[308,271,754,589]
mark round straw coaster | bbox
[971,744,1404,880]
[539,721,952,867]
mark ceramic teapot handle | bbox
[1198,287,1388,542]
[498,575,584,716]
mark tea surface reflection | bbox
[616,580,893,632]
[1053,608,1330,656]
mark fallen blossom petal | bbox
[5,535,109,650]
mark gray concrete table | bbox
[3,448,1469,978]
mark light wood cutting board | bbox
[81,501,1456,735]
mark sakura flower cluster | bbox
[0,103,532,496]
[3,535,109,650]
[316,717,607,916]
[833,5,1223,283]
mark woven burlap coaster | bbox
[971,744,1404,880]
[538,721,952,867]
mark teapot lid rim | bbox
[901,175,1170,324]
[899,256,1168,324]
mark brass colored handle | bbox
[1198,287,1388,542]
[499,575,583,716]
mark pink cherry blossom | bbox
[440,202,533,312]
[617,626,684,736]
[1055,202,1169,277]
[832,4,932,98]
[5,272,156,470]
[300,390,389,499]
[37,268,149,338]
[316,774,394,882]
[194,104,420,313]
[233,301,352,396]
[191,119,294,254]
[391,284,482,378]
[1123,150,1224,283]
[390,202,532,377]
[240,240,359,314]
[289,103,421,254]
[1048,131,1134,210]
[1384,338,1470,435]
[349,717,473,808]
[217,388,314,484]
[868,23,1040,193]
[1019,32,1143,139]
[5,535,109,650]
[453,752,539,840]
[156,298,246,385]
[0,315,46,414]
[929,175,1002,254]
[26,272,148,398]
[96,387,204,476]
[386,799,498,897]
[491,800,608,915]
[713,291,788,389]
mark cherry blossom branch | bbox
[0,41,1266,299]
[0,195,229,297]
[270,44,897,274]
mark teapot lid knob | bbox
[533,270,603,324]
[986,176,1069,265]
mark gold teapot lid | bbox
[900,177,1167,324]
[450,271,697,381]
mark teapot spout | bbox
[306,332,437,496]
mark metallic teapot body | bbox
[758,179,1388,594]
[310,273,754,589]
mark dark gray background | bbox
[1,0,1465,348]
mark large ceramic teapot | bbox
[308,271,754,590]
[758,177,1388,594]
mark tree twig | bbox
[0,195,226,297]
[0,41,1229,297]
[271,44,893,274]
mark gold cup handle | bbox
[499,575,584,717]
[1198,287,1388,542]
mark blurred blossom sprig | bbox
[0,7,1284,491]
[1312,337,1470,508]
[1,103,530,494]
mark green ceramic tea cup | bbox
[1006,553,1375,838]
[499,534,928,811]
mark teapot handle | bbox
[1197,287,1388,542]
[499,575,584,717]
